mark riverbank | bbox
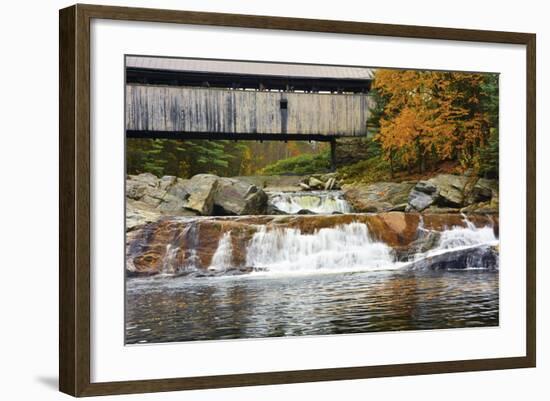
[126,171,498,223]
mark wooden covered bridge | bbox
[125,56,375,167]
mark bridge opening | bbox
[126,137,332,179]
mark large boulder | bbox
[126,173,196,215]
[406,244,499,270]
[126,173,168,208]
[415,180,438,195]
[466,178,498,204]
[408,189,435,211]
[407,180,438,211]
[126,172,159,201]
[407,175,498,212]
[342,182,415,212]
[427,174,469,207]
[127,173,274,218]
[126,173,217,217]
[181,174,219,215]
[213,178,268,215]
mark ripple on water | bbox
[125,269,499,344]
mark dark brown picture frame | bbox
[59,3,536,397]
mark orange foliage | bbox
[373,69,490,173]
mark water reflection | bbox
[125,269,499,344]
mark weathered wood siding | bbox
[126,84,372,137]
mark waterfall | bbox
[433,216,498,252]
[128,214,499,277]
[245,222,396,273]
[161,244,179,274]
[268,190,351,214]
[208,232,233,272]
[407,215,499,269]
[162,220,202,274]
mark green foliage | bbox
[337,156,391,184]
[126,138,245,178]
[476,74,499,178]
[260,151,331,175]
[127,138,330,178]
[480,74,499,126]
[366,88,389,134]
[478,128,499,178]
[361,137,383,159]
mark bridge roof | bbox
[126,56,374,81]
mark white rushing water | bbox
[243,216,497,274]
[268,191,352,214]
[176,214,498,276]
[245,222,396,273]
[436,218,498,250]
[208,232,233,272]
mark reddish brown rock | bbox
[126,213,499,276]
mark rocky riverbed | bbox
[126,172,498,223]
[125,172,499,278]
[126,212,498,277]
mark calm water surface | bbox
[125,269,499,344]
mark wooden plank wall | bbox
[126,84,372,137]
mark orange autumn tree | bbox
[373,69,490,176]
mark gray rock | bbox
[308,177,325,190]
[183,174,219,215]
[406,244,498,270]
[213,178,268,215]
[466,178,498,204]
[158,175,178,191]
[125,199,162,232]
[126,173,201,216]
[415,180,438,194]
[126,173,159,200]
[166,178,191,201]
[428,174,469,207]
[408,189,435,211]
[394,231,441,261]
[342,182,416,212]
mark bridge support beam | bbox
[126,130,333,143]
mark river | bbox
[126,269,498,344]
[125,189,499,344]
